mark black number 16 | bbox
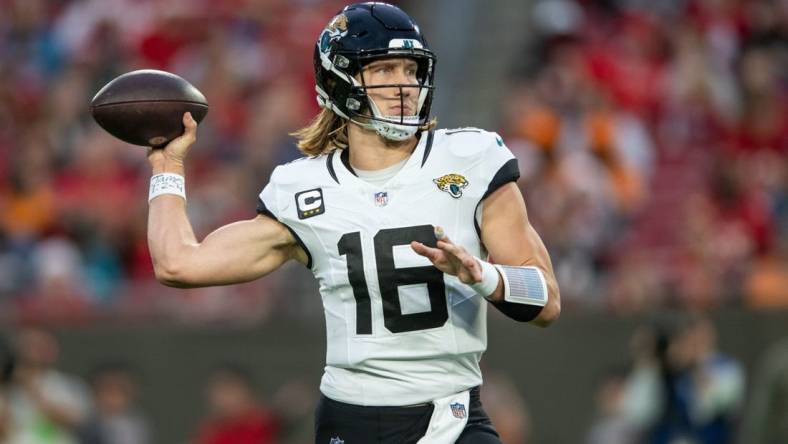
[338,225,448,334]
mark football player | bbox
[146,3,560,443]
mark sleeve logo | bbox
[433,174,469,198]
[295,188,325,219]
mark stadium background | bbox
[0,0,786,443]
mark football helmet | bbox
[313,2,436,141]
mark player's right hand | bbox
[147,112,198,170]
[411,228,483,285]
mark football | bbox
[90,69,208,147]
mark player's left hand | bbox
[411,227,483,285]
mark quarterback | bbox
[146,3,559,443]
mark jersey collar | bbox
[327,130,435,186]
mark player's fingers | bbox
[146,146,167,168]
[463,257,482,282]
[410,241,443,262]
[436,240,465,258]
[162,113,197,154]
[181,112,197,142]
[458,270,475,285]
[183,111,196,127]
[433,226,452,244]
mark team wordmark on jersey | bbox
[329,437,344,444]
[450,402,467,419]
[295,188,325,219]
[433,174,469,198]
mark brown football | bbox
[90,69,208,147]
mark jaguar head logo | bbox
[319,14,349,53]
[433,174,469,198]
[327,14,348,33]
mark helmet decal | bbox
[388,39,423,49]
[319,14,349,54]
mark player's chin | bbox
[387,106,415,117]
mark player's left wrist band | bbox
[149,173,186,203]
[469,259,500,298]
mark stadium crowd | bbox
[503,0,787,312]
[1,0,785,325]
[0,0,348,323]
[0,1,785,443]
[0,0,785,323]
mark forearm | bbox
[489,231,560,326]
[144,113,299,287]
[521,225,561,324]
[479,184,561,325]
[147,158,200,281]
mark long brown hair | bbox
[290,108,349,157]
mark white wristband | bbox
[149,173,186,203]
[469,259,500,299]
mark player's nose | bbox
[393,75,416,99]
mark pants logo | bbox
[450,402,467,419]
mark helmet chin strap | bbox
[365,98,420,141]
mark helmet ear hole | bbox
[346,98,362,111]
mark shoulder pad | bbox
[270,155,327,186]
[443,127,484,135]
[436,128,499,158]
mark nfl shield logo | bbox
[329,437,344,444]
[450,402,467,419]
[374,191,389,207]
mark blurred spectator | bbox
[0,334,17,441]
[269,378,319,444]
[622,316,745,444]
[193,364,279,444]
[78,362,151,444]
[740,336,788,444]
[480,371,532,444]
[0,391,9,442]
[586,367,639,444]
[2,327,92,444]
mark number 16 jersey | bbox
[257,128,519,406]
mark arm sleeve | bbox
[256,168,280,219]
[255,167,314,269]
[474,133,521,237]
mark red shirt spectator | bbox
[194,365,279,444]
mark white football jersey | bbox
[257,128,519,406]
